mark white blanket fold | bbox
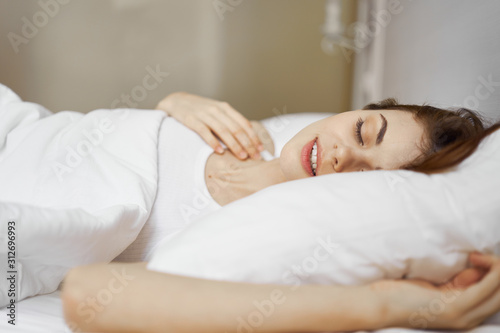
[0,84,165,307]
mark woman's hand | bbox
[375,252,500,330]
[156,92,264,160]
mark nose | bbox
[331,143,362,173]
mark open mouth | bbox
[310,140,317,176]
[301,138,318,177]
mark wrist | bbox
[355,284,394,330]
[366,280,408,330]
[296,284,395,332]
[155,92,177,115]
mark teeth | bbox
[310,142,317,175]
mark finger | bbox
[215,118,259,160]
[218,103,263,157]
[250,121,270,151]
[188,119,225,154]
[233,128,260,160]
[455,260,500,312]
[219,127,251,160]
[458,283,500,329]
[199,113,250,160]
[450,268,487,289]
[469,253,498,269]
[200,112,253,160]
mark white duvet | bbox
[0,84,166,307]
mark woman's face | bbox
[280,109,427,180]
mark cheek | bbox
[278,153,295,181]
[280,143,299,167]
[279,144,304,180]
[318,122,341,141]
[280,140,293,158]
[389,145,422,169]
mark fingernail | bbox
[258,144,264,152]
[239,151,248,159]
[216,146,224,154]
[252,152,261,160]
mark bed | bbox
[2,0,500,330]
[1,98,499,333]
[0,290,69,333]
[3,112,499,333]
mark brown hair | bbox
[363,98,500,174]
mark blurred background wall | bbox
[0,0,356,119]
[378,0,500,123]
[2,0,499,122]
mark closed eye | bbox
[355,117,364,146]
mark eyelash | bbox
[355,117,364,146]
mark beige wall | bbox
[0,0,355,119]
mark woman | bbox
[63,92,500,332]
[153,92,487,206]
[116,92,484,262]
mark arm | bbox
[61,253,500,332]
[61,262,386,333]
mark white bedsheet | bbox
[0,291,499,333]
[0,291,70,332]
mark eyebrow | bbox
[376,113,388,145]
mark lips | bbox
[301,138,316,177]
[316,139,321,175]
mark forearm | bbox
[61,262,388,333]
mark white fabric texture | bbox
[0,291,71,332]
[113,112,334,262]
[113,117,223,262]
[147,127,500,287]
[0,84,166,307]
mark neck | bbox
[245,157,288,194]
[214,157,287,203]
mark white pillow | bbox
[147,129,500,286]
